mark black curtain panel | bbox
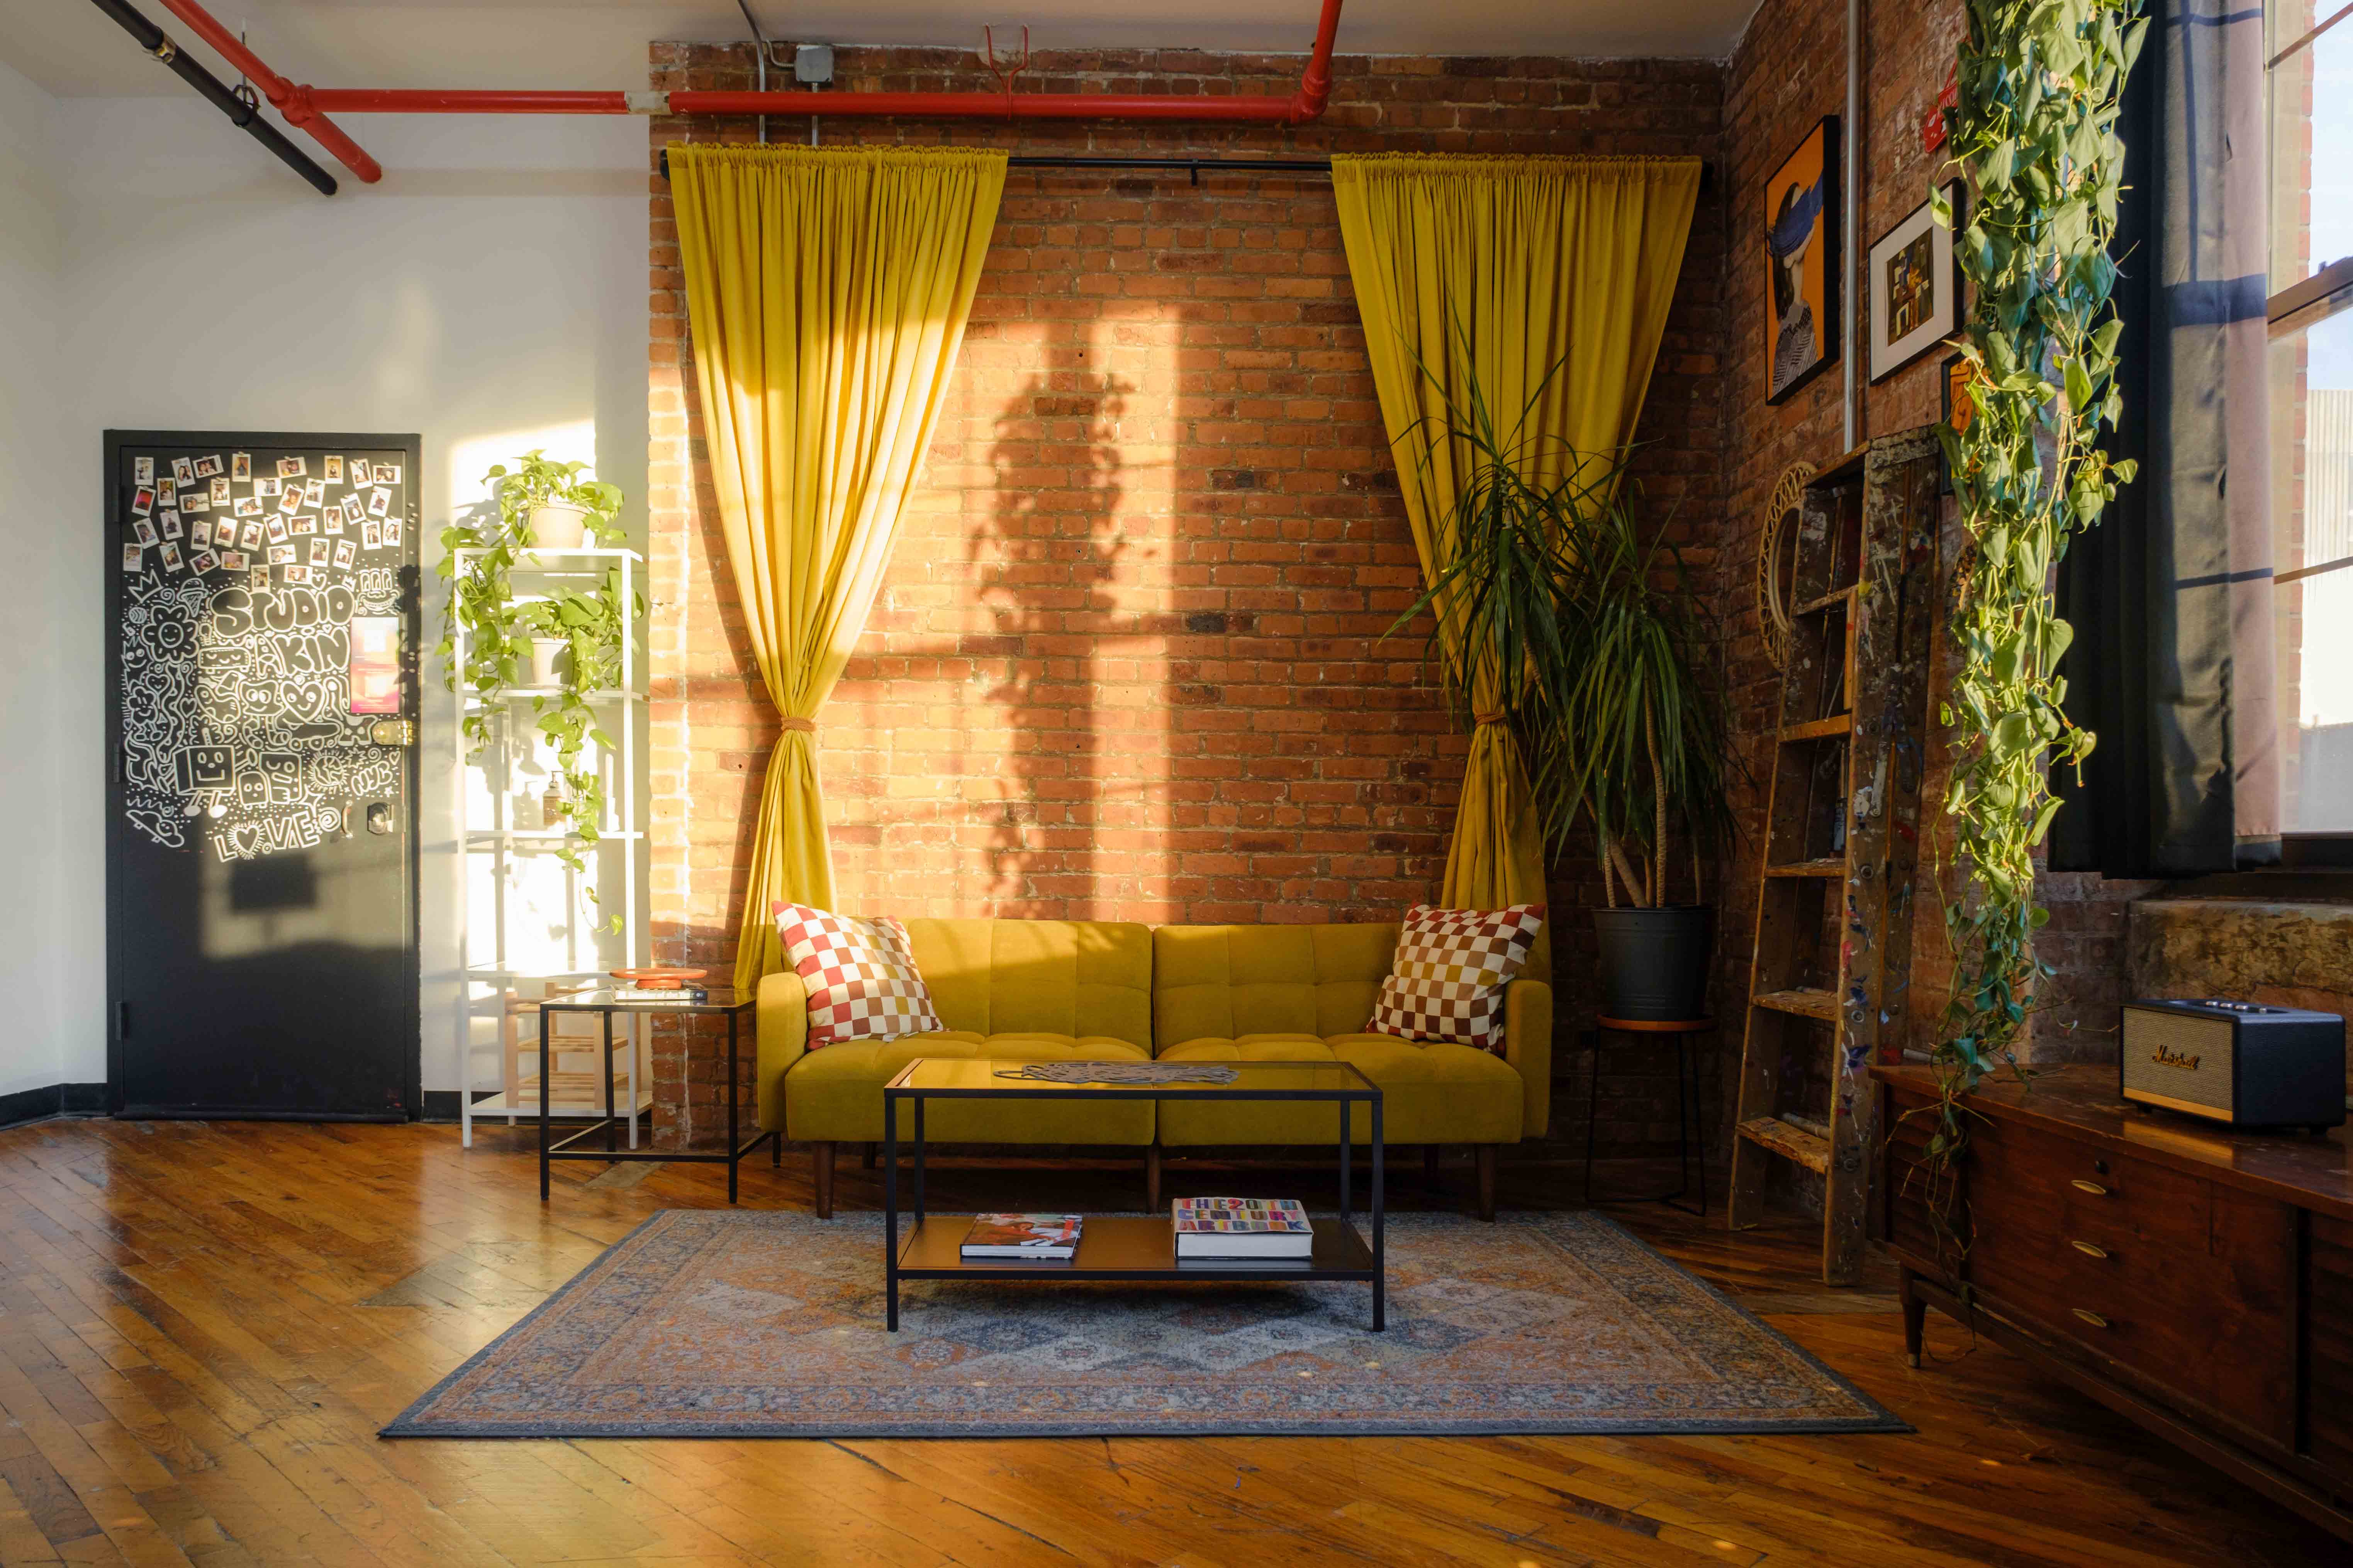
[2053,0,2279,877]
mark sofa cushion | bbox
[905,918,1154,1050]
[783,1030,1154,1146]
[774,904,943,1048]
[1155,1032,1522,1146]
[1154,923,1396,1045]
[1368,903,1545,1051]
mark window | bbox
[2269,2,2353,834]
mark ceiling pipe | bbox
[82,0,337,194]
[151,0,382,181]
[304,0,1343,126]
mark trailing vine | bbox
[1925,0,2145,1191]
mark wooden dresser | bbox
[1876,1065,2353,1541]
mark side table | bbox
[1584,1016,1714,1216]
[536,988,774,1203]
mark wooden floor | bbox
[0,1117,2339,1568]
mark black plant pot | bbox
[1591,905,1715,1023]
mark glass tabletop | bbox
[542,987,746,1011]
[885,1057,1376,1095]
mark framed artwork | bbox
[1762,116,1840,404]
[1870,184,1962,382]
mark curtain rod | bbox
[657,150,1712,186]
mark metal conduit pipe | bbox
[151,0,382,181]
[82,0,338,195]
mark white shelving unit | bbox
[451,546,650,1148]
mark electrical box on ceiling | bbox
[794,46,834,85]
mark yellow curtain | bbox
[669,144,1007,997]
[1332,153,1701,966]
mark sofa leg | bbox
[862,1141,877,1170]
[771,1130,782,1167]
[1423,1145,1440,1186]
[812,1141,836,1219]
[1475,1145,1497,1222]
[1145,1144,1163,1213]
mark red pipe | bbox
[311,0,1342,127]
[152,0,382,183]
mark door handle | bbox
[2071,1179,2108,1195]
[2072,1308,2109,1329]
[2069,1239,2108,1259]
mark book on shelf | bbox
[1172,1196,1314,1258]
[960,1214,1083,1261]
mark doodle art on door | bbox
[120,450,407,862]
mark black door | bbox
[105,431,421,1120]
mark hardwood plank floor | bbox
[0,1115,2338,1567]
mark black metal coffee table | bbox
[879,1058,1385,1331]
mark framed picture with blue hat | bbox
[1762,116,1840,404]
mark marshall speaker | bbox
[2120,999,2346,1131]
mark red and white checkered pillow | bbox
[1367,903,1545,1052]
[771,903,943,1049]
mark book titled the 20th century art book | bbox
[960,1214,1082,1261]
[1172,1197,1314,1259]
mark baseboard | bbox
[419,1090,507,1124]
[0,1082,109,1129]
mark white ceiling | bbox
[2,1,1762,100]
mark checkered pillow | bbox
[1366,903,1545,1051]
[771,903,943,1049]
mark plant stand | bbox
[452,546,648,1148]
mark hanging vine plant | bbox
[1927,0,2146,1178]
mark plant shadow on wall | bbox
[973,371,1135,912]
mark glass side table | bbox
[536,988,772,1203]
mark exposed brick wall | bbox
[646,41,1729,1149]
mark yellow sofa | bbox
[756,916,1551,1219]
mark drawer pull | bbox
[2071,1179,2109,1195]
[2070,1239,2109,1259]
[2073,1308,2110,1329]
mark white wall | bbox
[43,102,647,1097]
[0,60,75,1101]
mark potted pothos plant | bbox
[436,453,640,876]
[1391,361,1731,1020]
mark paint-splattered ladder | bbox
[1728,429,1942,1285]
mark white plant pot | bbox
[528,503,589,550]
[526,637,567,687]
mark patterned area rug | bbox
[382,1210,1905,1438]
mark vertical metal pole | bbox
[602,1006,617,1153]
[538,1006,552,1201]
[913,1095,926,1223]
[1842,0,1861,451]
[1371,1095,1385,1332]
[726,1007,741,1204]
[1338,1096,1351,1223]
[884,1092,900,1331]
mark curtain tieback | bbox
[780,717,817,735]
[1473,711,1508,727]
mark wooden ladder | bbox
[1728,429,1941,1285]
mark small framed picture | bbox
[234,496,263,517]
[278,455,307,479]
[221,549,248,570]
[303,477,326,508]
[340,493,365,524]
[326,512,345,535]
[1762,116,1840,404]
[268,544,295,565]
[209,476,230,504]
[323,456,344,484]
[132,518,159,546]
[171,457,196,488]
[1870,183,1963,383]
[1939,351,1981,493]
[333,539,356,570]
[292,514,316,535]
[362,519,383,549]
[194,454,223,479]
[308,537,329,563]
[121,543,143,571]
[373,462,402,487]
[161,541,183,571]
[240,521,264,550]
[266,516,289,544]
[190,550,217,574]
[132,487,155,515]
[231,452,251,481]
[368,488,391,519]
[279,491,302,517]
[256,476,281,498]
[383,517,403,547]
[160,510,182,540]
[184,491,210,513]
[250,566,272,589]
[283,564,312,585]
[132,456,154,485]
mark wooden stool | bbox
[1585,1017,1715,1217]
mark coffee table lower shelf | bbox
[889,1216,1383,1330]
